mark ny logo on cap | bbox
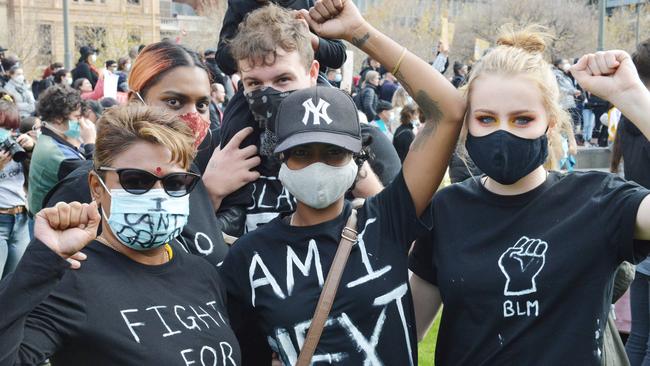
[301,98,333,126]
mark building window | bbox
[38,24,53,63]
[127,0,140,4]
[75,26,107,53]
[128,31,142,44]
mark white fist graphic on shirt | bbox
[498,236,548,296]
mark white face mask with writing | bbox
[278,159,358,209]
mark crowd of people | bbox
[0,0,649,365]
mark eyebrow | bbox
[474,109,536,115]
[243,70,295,83]
[274,72,294,79]
[159,91,209,101]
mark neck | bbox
[98,227,168,265]
[483,165,547,196]
[292,199,345,227]
[45,121,80,147]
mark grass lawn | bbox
[417,310,442,366]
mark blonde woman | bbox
[409,27,650,365]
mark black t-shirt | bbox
[392,123,415,163]
[619,116,650,189]
[220,172,433,365]
[361,124,401,186]
[43,160,230,266]
[0,239,241,365]
[409,171,650,366]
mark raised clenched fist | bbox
[34,201,101,269]
[498,236,548,296]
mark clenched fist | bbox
[34,201,101,269]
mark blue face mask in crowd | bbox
[97,177,190,251]
[65,120,81,139]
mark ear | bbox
[308,60,320,86]
[547,116,558,132]
[88,171,105,202]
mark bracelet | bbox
[391,47,407,76]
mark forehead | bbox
[110,141,180,171]
[149,66,210,98]
[238,49,307,79]
[469,74,546,112]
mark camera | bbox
[1,138,27,162]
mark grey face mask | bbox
[278,159,358,209]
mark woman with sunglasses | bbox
[0,104,241,365]
[44,41,260,265]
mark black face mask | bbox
[245,87,294,156]
[465,130,548,185]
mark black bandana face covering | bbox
[465,130,548,185]
[245,86,293,132]
[245,87,294,156]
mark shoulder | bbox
[176,248,220,276]
[231,219,282,253]
[32,135,62,156]
[552,170,622,188]
[43,163,92,208]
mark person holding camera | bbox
[0,99,35,278]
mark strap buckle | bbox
[341,226,358,244]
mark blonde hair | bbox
[462,25,571,170]
[94,104,196,171]
[391,87,410,109]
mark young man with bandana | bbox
[217,3,398,236]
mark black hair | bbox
[453,61,464,76]
[117,57,130,71]
[99,97,118,109]
[19,116,39,133]
[633,38,650,84]
[72,78,88,90]
[37,85,82,122]
[53,69,68,84]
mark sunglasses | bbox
[97,167,200,197]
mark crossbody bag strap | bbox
[295,208,358,366]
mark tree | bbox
[4,19,47,81]
[168,0,227,52]
[606,4,650,53]
[360,0,440,72]
[451,0,599,64]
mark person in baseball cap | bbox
[218,0,465,363]
[273,86,362,210]
[274,85,362,155]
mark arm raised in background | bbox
[300,0,466,216]
[571,50,650,240]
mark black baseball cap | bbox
[79,45,98,57]
[274,86,361,154]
